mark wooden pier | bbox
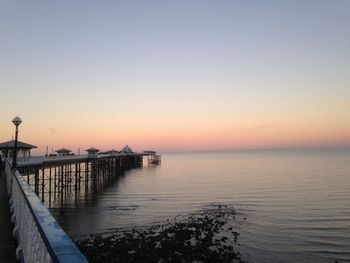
[17,154,144,207]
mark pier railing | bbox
[16,153,140,167]
[5,160,87,263]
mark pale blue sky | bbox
[1,1,349,151]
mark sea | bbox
[50,149,350,262]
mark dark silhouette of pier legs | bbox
[17,155,143,208]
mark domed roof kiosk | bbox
[121,145,134,155]
[55,148,72,156]
[0,140,37,159]
[86,147,100,158]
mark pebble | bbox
[75,204,246,263]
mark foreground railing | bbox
[5,160,87,263]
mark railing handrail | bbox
[13,152,144,168]
[5,160,87,262]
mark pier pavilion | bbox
[101,149,119,155]
[121,145,134,154]
[86,147,100,158]
[0,140,37,159]
[56,148,73,156]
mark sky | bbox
[1,0,349,154]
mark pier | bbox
[0,150,161,262]
[17,153,143,207]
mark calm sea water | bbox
[51,149,350,262]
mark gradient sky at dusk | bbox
[1,1,349,154]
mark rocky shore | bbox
[75,204,247,262]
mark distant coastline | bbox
[161,147,350,155]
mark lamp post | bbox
[12,116,22,168]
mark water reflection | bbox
[51,150,350,262]
[50,168,137,234]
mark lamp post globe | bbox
[12,116,22,168]
[12,116,22,127]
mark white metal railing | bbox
[16,155,89,166]
[5,160,87,263]
[16,153,118,166]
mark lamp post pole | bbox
[12,117,22,169]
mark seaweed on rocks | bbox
[75,204,246,263]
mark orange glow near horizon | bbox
[2,115,348,156]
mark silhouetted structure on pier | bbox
[17,154,143,207]
[0,140,37,159]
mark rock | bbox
[75,204,246,263]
